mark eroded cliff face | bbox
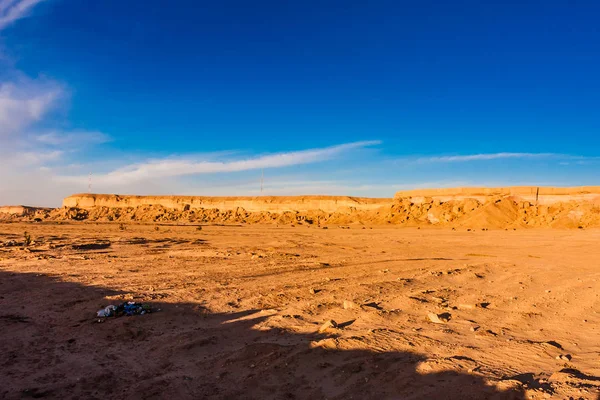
[3,187,600,228]
[62,194,392,213]
[394,186,600,205]
[0,206,49,217]
[0,206,28,215]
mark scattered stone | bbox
[343,300,357,310]
[428,312,451,324]
[362,302,383,311]
[319,319,338,333]
[542,341,563,350]
[309,288,317,295]
[470,325,480,332]
[495,380,523,392]
[556,354,572,361]
[282,314,302,319]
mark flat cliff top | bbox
[394,186,600,198]
[65,193,393,204]
[4,187,600,228]
[0,206,52,215]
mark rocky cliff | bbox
[394,186,600,205]
[3,187,600,229]
[62,194,392,213]
[0,206,49,217]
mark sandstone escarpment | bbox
[62,194,392,213]
[0,206,50,217]
[3,187,600,228]
[394,186,600,205]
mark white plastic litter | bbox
[97,305,117,317]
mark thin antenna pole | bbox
[260,169,264,194]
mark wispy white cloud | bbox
[0,0,59,139]
[0,0,46,30]
[14,150,63,165]
[56,141,382,186]
[34,130,111,146]
[416,152,557,163]
[0,77,64,137]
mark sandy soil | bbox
[1,222,599,399]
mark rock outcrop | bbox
[3,187,600,229]
[394,186,600,205]
[0,206,50,217]
[62,194,392,213]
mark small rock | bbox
[428,312,451,324]
[555,354,572,361]
[319,319,338,333]
[470,325,480,332]
[309,288,316,295]
[343,300,357,310]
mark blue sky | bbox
[0,0,599,206]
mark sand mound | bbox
[455,198,521,229]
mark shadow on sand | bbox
[0,269,529,400]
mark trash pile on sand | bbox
[96,302,155,318]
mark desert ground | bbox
[1,222,599,399]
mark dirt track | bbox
[1,222,599,399]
